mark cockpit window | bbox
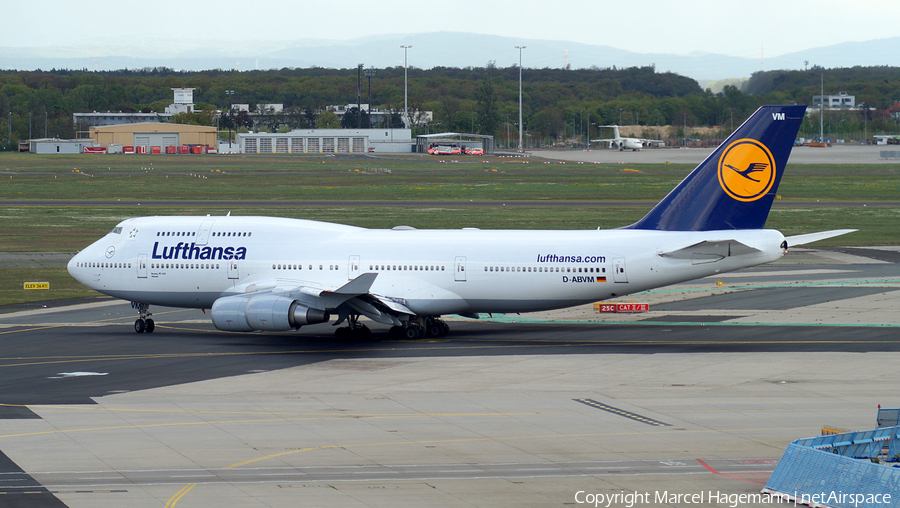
[110,227,123,234]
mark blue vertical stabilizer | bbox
[629,105,806,231]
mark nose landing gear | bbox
[133,303,155,333]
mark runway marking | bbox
[0,403,574,418]
[2,332,900,372]
[658,407,871,414]
[0,411,576,439]
[218,426,811,470]
[574,399,671,427]
[642,278,900,294]
[706,269,854,278]
[696,458,765,486]
[164,483,195,508]
[480,313,900,328]
[0,308,190,336]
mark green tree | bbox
[340,107,369,129]
[476,72,499,136]
[317,110,340,128]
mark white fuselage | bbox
[68,215,786,317]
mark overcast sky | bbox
[5,0,899,58]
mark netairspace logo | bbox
[574,490,892,508]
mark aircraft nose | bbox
[67,251,82,280]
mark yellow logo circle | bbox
[717,138,776,202]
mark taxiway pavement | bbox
[0,247,898,507]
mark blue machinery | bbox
[763,424,900,508]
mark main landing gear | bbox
[334,314,450,341]
[134,303,155,333]
[389,316,449,340]
[334,314,371,341]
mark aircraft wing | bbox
[223,273,411,327]
[659,239,762,264]
[785,229,857,247]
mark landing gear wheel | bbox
[335,327,349,340]
[389,326,404,340]
[440,322,450,337]
[404,325,423,340]
[426,322,443,338]
[349,325,371,341]
[134,303,153,334]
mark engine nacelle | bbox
[211,295,329,332]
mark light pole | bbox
[364,68,376,128]
[357,63,364,129]
[656,110,661,141]
[819,72,824,142]
[401,45,412,128]
[515,45,525,152]
[585,112,590,147]
[505,113,510,149]
[7,112,11,150]
[225,90,235,147]
[862,102,867,143]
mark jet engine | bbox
[211,294,329,332]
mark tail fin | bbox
[629,105,806,231]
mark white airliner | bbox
[68,105,853,339]
[592,125,653,151]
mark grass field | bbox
[0,267,98,306]
[1,151,896,306]
[2,152,899,202]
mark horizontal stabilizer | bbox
[786,229,857,247]
[659,239,762,264]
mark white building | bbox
[327,104,433,127]
[164,88,196,115]
[238,128,414,154]
[812,92,856,109]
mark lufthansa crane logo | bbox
[717,138,776,202]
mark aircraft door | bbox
[454,256,467,282]
[137,254,148,278]
[613,258,628,283]
[227,260,239,279]
[348,255,360,280]
[196,220,215,245]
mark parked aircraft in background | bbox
[592,125,658,151]
[68,105,853,340]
